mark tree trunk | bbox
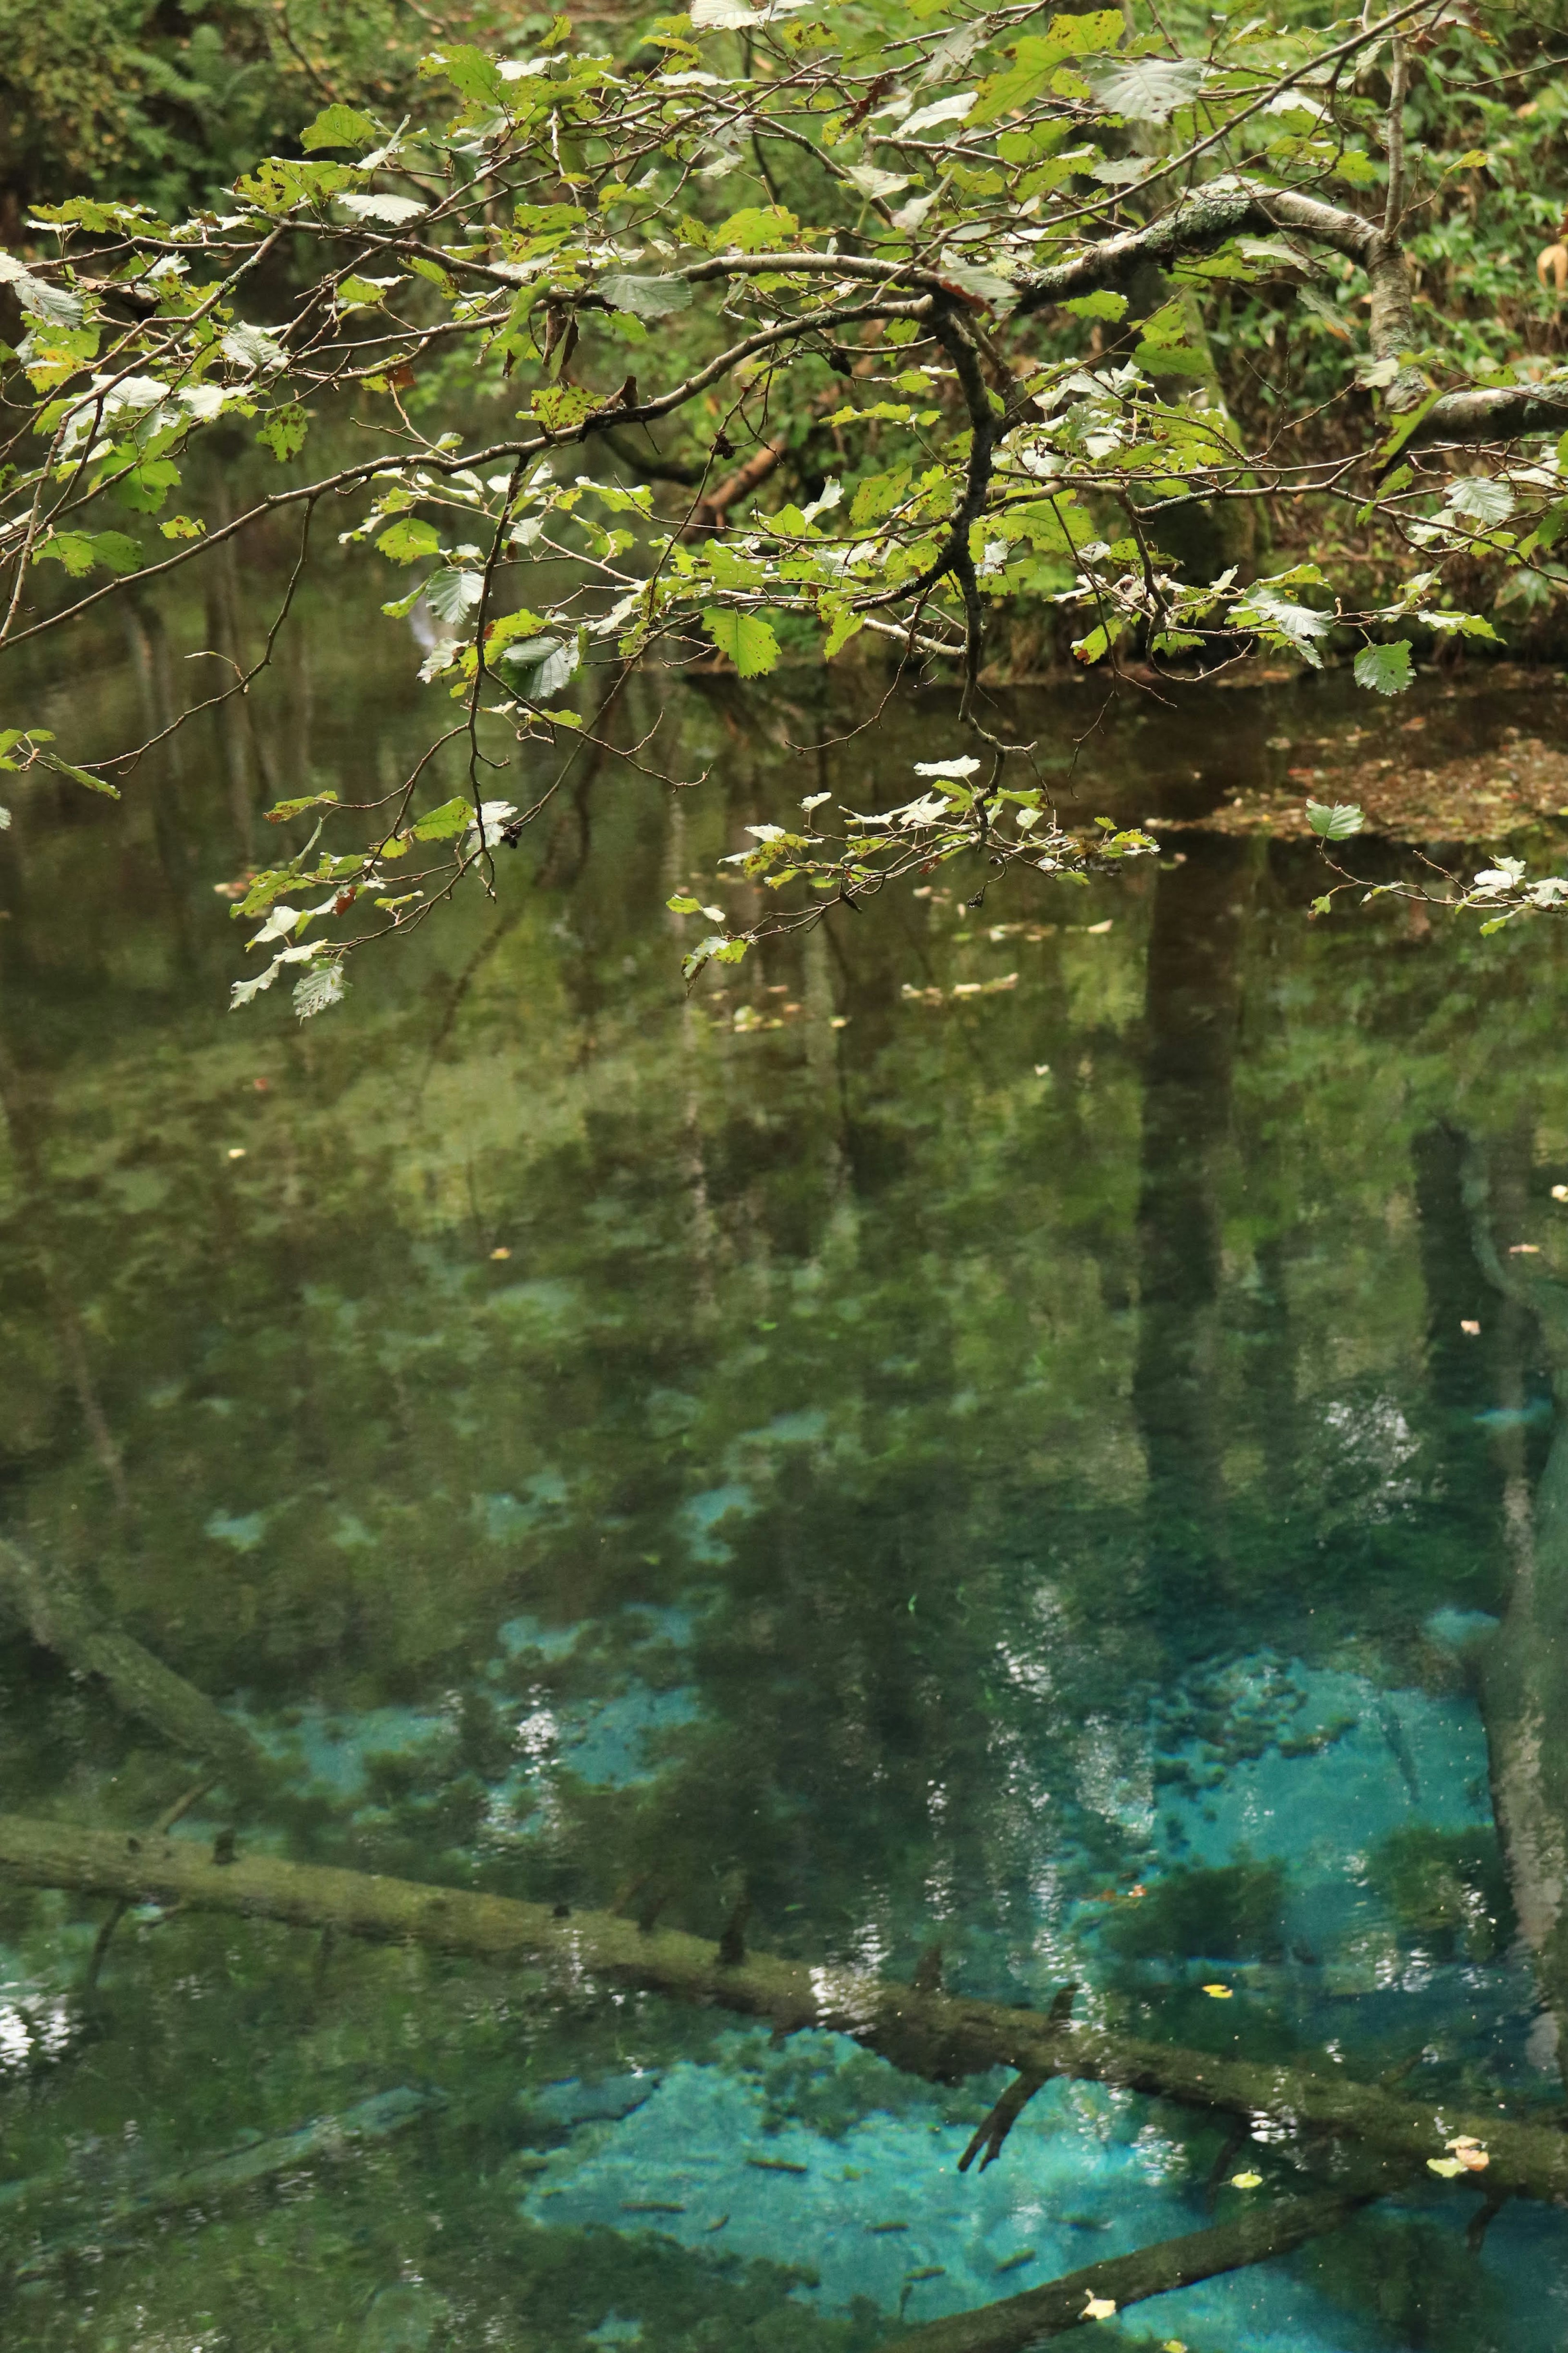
[0,1813,1562,2202]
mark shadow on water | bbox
[3,625,1568,2346]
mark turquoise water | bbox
[3,636,1568,2347]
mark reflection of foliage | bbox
[21,4,1568,997]
[1368,1823,1516,1963]
[0,0,483,224]
[1102,1859,1287,1963]
[1310,2213,1510,2353]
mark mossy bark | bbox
[888,2188,1369,2352]
[0,1813,1562,2203]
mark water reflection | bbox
[2,623,1568,2346]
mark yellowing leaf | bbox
[1082,2295,1117,2321]
[1228,2172,1263,2189]
[1202,1983,1233,1998]
[1428,2157,1467,2178]
[712,204,798,253]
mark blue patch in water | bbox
[678,1485,756,1565]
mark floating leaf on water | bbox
[1082,2295,1118,2321]
[1228,2171,1263,2189]
[1428,2156,1468,2178]
[1461,1320,1481,1335]
[1202,1983,1234,1998]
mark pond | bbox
[3,624,1568,2352]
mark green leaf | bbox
[823,603,864,660]
[220,323,287,374]
[301,105,381,152]
[1373,387,1443,473]
[34,529,141,576]
[1448,477,1515,526]
[421,45,508,107]
[111,458,180,514]
[598,273,693,319]
[711,205,798,253]
[1063,290,1128,321]
[411,797,474,841]
[483,607,549,654]
[667,893,703,914]
[294,962,349,1020]
[703,609,780,678]
[682,932,749,982]
[33,533,97,577]
[1353,641,1414,696]
[1087,56,1207,123]
[424,568,485,624]
[336,193,426,225]
[1305,799,1364,840]
[1134,340,1209,377]
[39,750,119,798]
[376,517,441,564]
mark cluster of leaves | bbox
[8,0,1568,1012]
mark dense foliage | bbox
[7,0,1568,1008]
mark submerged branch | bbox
[0,1813,1563,2202]
[888,2186,1373,2352]
[0,1543,268,1793]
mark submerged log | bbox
[889,2186,1369,2352]
[4,2085,445,2282]
[0,1812,1563,2204]
[0,1542,266,1790]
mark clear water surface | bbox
[3,620,1568,2352]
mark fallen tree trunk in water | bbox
[0,1813,1562,2204]
[0,1542,267,1792]
[5,2086,444,2282]
[889,2186,1370,2352]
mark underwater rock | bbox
[1424,1606,1500,1657]
[520,2073,661,2129]
[359,2284,451,2353]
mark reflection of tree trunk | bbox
[662,800,716,1311]
[123,594,198,973]
[0,1035,129,1517]
[1454,1137,1568,2085]
[1131,841,1253,1581]
[203,486,270,863]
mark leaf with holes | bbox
[1353,641,1414,696]
[294,962,349,1020]
[410,797,474,841]
[532,384,599,433]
